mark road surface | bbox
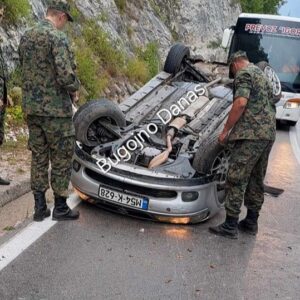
[0,125,299,300]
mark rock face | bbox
[171,0,241,61]
[0,0,241,70]
[72,0,241,62]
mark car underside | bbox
[71,44,281,224]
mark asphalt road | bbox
[0,125,299,300]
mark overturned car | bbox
[71,44,281,224]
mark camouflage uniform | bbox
[19,19,80,197]
[225,63,276,217]
[0,46,7,146]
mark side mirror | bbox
[221,28,234,49]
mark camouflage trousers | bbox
[0,108,5,146]
[27,116,75,197]
[225,139,274,217]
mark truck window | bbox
[229,17,300,93]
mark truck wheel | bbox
[192,133,230,187]
[164,43,190,75]
[74,98,126,147]
[256,61,282,98]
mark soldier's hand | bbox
[70,91,79,103]
[218,130,229,145]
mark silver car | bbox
[71,44,280,224]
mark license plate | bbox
[99,186,149,210]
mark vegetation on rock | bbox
[239,0,285,14]
[0,0,30,24]
[115,0,127,14]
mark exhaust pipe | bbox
[148,135,173,169]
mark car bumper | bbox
[276,106,300,123]
[71,144,224,224]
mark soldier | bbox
[0,4,10,186]
[19,0,80,221]
[209,51,277,239]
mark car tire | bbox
[163,43,190,75]
[74,98,126,147]
[192,132,230,187]
[73,100,101,123]
[256,61,282,98]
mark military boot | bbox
[33,192,51,222]
[209,216,239,239]
[0,176,10,185]
[238,209,259,235]
[52,195,79,221]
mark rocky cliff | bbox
[0,0,241,102]
[1,0,241,68]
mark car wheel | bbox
[163,43,190,75]
[74,98,126,147]
[73,99,103,123]
[192,135,230,187]
[256,61,282,98]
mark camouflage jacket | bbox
[18,20,80,118]
[0,45,7,108]
[229,64,276,141]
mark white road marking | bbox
[289,122,300,166]
[0,195,80,272]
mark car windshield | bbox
[230,17,300,93]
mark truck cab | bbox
[222,13,300,126]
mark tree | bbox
[240,0,286,15]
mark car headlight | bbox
[182,192,199,202]
[284,98,300,109]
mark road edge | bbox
[0,195,80,272]
[0,178,31,208]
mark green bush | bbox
[136,42,160,79]
[75,45,108,100]
[114,0,126,13]
[82,20,125,76]
[9,87,22,105]
[6,105,24,126]
[99,11,109,23]
[7,67,23,106]
[127,25,134,39]
[0,0,30,24]
[125,58,149,83]
[69,2,81,22]
[239,0,285,14]
[7,66,22,91]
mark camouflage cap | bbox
[229,51,248,65]
[47,0,74,22]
